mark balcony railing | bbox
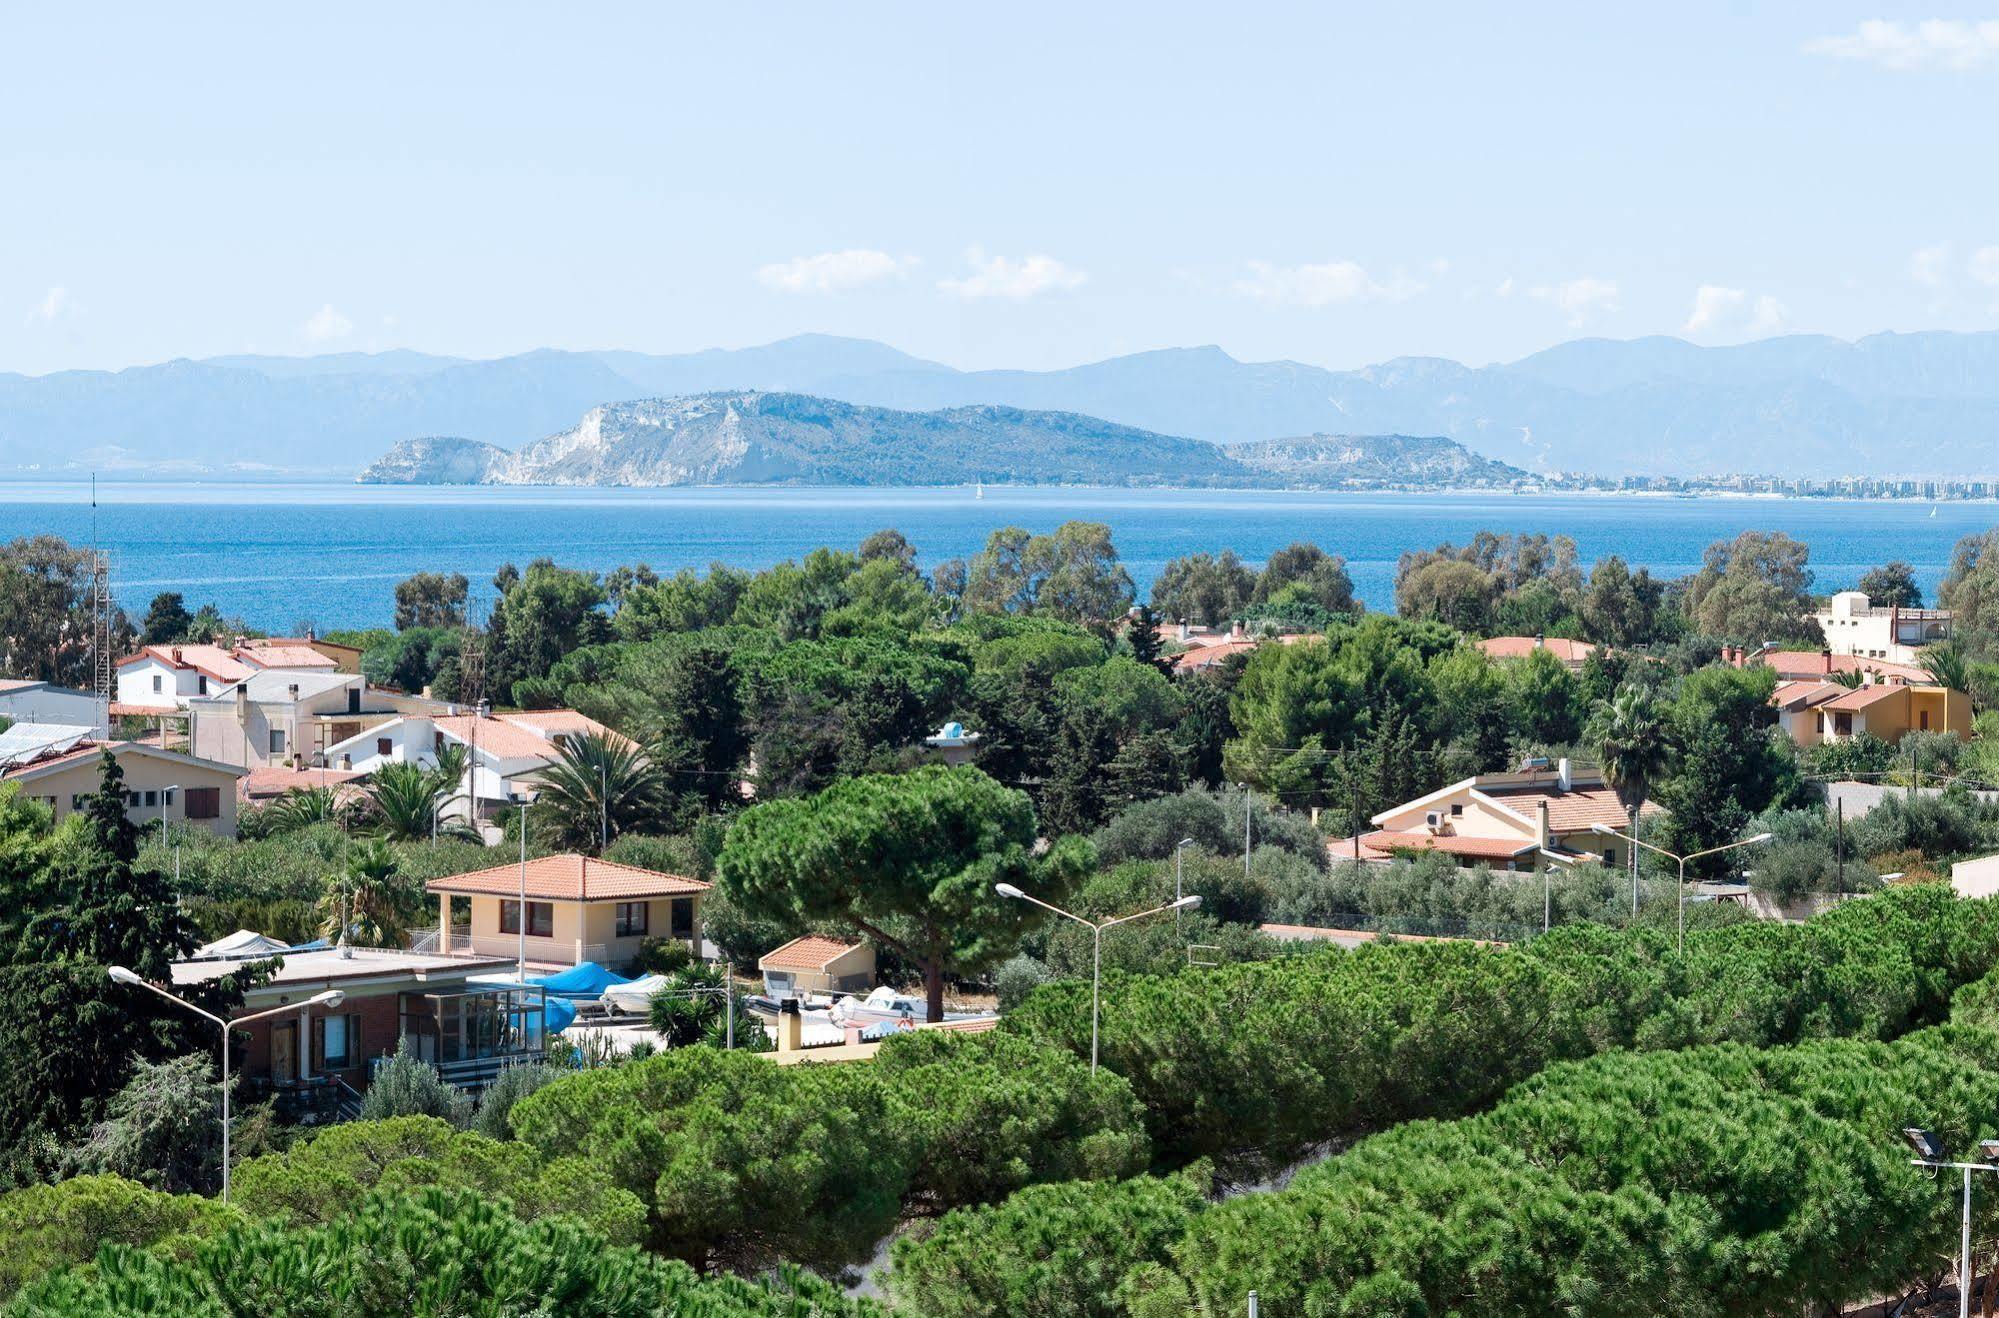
[437,929,606,966]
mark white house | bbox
[1812,591,1952,665]
[0,680,108,735]
[187,671,455,771]
[114,641,342,716]
[323,708,625,826]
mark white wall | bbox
[0,685,107,735]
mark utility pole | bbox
[1836,797,1845,891]
[1241,783,1252,879]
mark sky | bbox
[5,3,1999,377]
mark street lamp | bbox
[1590,824,1773,951]
[1536,848,1598,934]
[994,883,1199,1072]
[108,966,343,1203]
[1903,1128,1999,1318]
[1174,837,1197,926]
[509,789,536,983]
[160,784,181,885]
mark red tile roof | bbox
[239,765,368,801]
[116,645,253,683]
[1481,784,1663,833]
[236,644,337,670]
[109,701,179,718]
[1171,639,1262,671]
[432,711,629,761]
[1477,636,1597,663]
[760,935,866,971]
[426,854,710,901]
[1822,682,1911,712]
[1356,830,1537,860]
[1747,650,1929,684]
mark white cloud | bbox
[755,249,913,294]
[301,304,353,343]
[1494,277,1516,298]
[1971,246,1999,289]
[1232,259,1426,307]
[939,248,1087,299]
[1911,243,1953,287]
[1806,20,1999,72]
[1683,284,1788,337]
[26,286,69,324]
[1527,277,1619,325]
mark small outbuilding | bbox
[759,935,875,1000]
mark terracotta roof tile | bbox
[1481,784,1663,832]
[1357,830,1537,860]
[426,854,710,901]
[760,935,865,971]
[117,645,253,683]
[236,645,337,669]
[1476,636,1597,663]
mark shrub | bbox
[471,1061,564,1141]
[994,954,1050,1014]
[633,935,694,976]
[356,1039,471,1128]
[63,1054,221,1195]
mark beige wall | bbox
[1376,788,1534,844]
[9,753,239,837]
[456,893,700,969]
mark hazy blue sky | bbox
[6,3,1998,376]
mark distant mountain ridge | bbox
[14,330,1999,477]
[357,392,1527,490]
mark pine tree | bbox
[20,751,201,980]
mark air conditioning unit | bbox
[1424,810,1443,830]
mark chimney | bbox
[777,998,803,1053]
[1230,620,1244,640]
[1556,757,1572,791]
[234,684,248,723]
[1822,649,1832,674]
[1534,632,1545,649]
[305,625,316,642]
[1536,800,1551,848]
[1176,620,1190,643]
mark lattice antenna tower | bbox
[88,475,115,715]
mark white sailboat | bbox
[975,480,984,499]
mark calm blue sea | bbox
[0,481,1993,633]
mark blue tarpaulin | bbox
[529,961,631,999]
[543,996,578,1034]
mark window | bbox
[151,674,162,693]
[1449,803,1464,817]
[163,788,175,807]
[197,676,209,695]
[499,901,554,938]
[313,1013,361,1070]
[141,790,158,808]
[376,737,393,756]
[347,688,361,714]
[268,729,286,755]
[614,902,648,937]
[670,899,694,939]
[184,787,221,820]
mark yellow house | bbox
[428,854,708,971]
[1,739,245,837]
[1771,679,1971,749]
[1335,759,1664,871]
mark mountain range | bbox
[358,392,1531,490]
[11,330,1999,478]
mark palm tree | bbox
[1920,640,1970,695]
[429,742,471,829]
[262,786,343,835]
[530,730,666,854]
[1586,684,1674,907]
[365,761,475,842]
[316,838,422,947]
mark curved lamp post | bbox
[995,884,1199,1072]
[108,966,344,1202]
[1588,824,1772,951]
